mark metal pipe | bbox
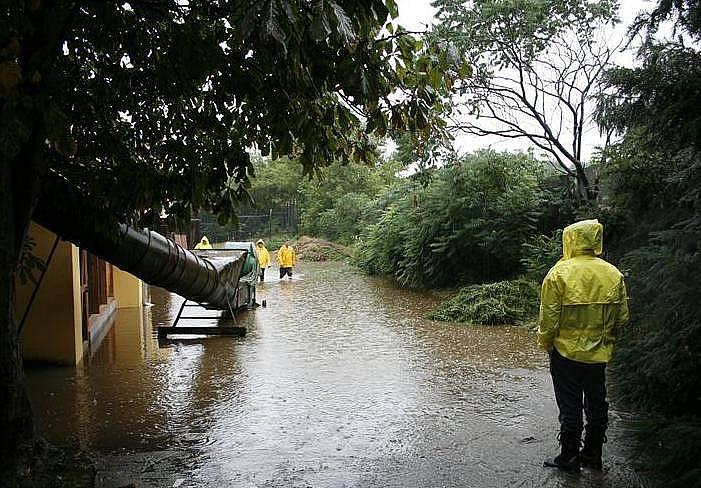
[18,235,61,334]
[32,174,246,311]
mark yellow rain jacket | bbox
[277,244,296,268]
[256,240,270,268]
[537,220,629,363]
[194,236,212,249]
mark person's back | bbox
[538,219,629,472]
[540,254,628,363]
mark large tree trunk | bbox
[0,162,38,477]
[0,127,45,477]
[0,2,75,480]
[0,1,84,478]
[574,164,595,202]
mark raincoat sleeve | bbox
[615,279,630,331]
[537,270,562,352]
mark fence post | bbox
[269,208,273,240]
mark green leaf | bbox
[330,1,356,44]
[386,0,398,19]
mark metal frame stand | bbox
[157,299,246,339]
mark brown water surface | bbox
[26,262,651,487]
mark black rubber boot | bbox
[580,428,606,470]
[544,431,581,472]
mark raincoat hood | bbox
[201,236,210,245]
[562,219,603,260]
[256,239,265,247]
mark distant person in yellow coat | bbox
[194,236,212,249]
[277,241,296,279]
[255,239,271,282]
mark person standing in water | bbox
[538,219,629,473]
[277,241,296,279]
[255,239,271,282]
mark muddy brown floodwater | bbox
[26,262,654,488]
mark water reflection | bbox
[26,263,650,488]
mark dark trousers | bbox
[279,267,292,279]
[550,349,608,435]
[259,268,265,282]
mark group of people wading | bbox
[255,239,296,281]
[193,236,296,282]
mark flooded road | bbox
[26,263,651,487]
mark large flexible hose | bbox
[32,174,245,311]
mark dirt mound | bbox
[295,236,353,261]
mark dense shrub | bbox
[520,230,563,283]
[611,243,701,418]
[355,150,566,288]
[599,57,701,420]
[315,193,373,245]
[426,279,539,325]
[299,160,397,243]
[354,196,414,277]
[628,419,701,487]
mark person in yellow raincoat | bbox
[538,219,629,472]
[255,239,271,282]
[194,236,212,249]
[277,241,296,279]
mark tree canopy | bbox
[431,0,620,199]
[1,0,467,226]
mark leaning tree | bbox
[0,0,467,480]
[431,0,623,200]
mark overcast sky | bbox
[392,0,662,162]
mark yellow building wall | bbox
[113,267,143,309]
[112,307,145,364]
[17,223,83,365]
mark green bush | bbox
[353,192,415,277]
[427,279,540,325]
[599,139,701,423]
[611,243,701,416]
[625,418,701,488]
[596,25,701,483]
[355,150,568,288]
[520,230,563,283]
[299,160,397,242]
[315,192,373,245]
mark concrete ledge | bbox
[88,298,117,353]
